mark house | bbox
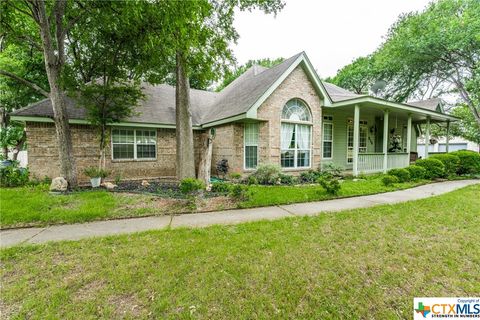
[11,52,458,183]
[410,98,479,155]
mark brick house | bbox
[11,52,457,183]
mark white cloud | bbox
[232,0,431,78]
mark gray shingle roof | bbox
[407,98,443,111]
[13,52,371,126]
[321,82,364,102]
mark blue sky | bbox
[233,0,431,78]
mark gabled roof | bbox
[12,51,333,128]
[407,98,444,113]
[321,82,364,102]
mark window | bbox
[112,128,156,160]
[281,99,312,168]
[322,116,333,159]
[347,120,367,163]
[244,123,259,169]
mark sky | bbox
[232,0,431,79]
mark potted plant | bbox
[84,167,110,188]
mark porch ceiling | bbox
[328,97,458,123]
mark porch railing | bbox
[358,153,409,173]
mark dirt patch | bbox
[74,279,106,302]
[196,196,237,212]
[107,293,145,318]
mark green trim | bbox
[201,113,247,128]
[11,116,203,130]
[329,97,459,121]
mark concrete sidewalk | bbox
[1,179,478,248]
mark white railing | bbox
[357,153,410,173]
[387,153,409,170]
[358,153,384,173]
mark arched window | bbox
[281,99,312,168]
[282,99,311,122]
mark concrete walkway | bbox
[1,179,478,248]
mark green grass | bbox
[1,176,429,228]
[1,185,479,319]
[0,185,173,228]
[241,175,426,207]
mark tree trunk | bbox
[34,0,77,187]
[197,129,214,188]
[175,51,195,180]
[12,130,26,161]
[1,108,9,159]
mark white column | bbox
[424,117,430,159]
[446,120,450,153]
[383,109,389,173]
[406,114,412,166]
[353,104,360,176]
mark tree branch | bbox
[0,69,50,97]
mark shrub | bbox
[246,175,258,185]
[279,173,297,185]
[179,178,205,194]
[317,175,341,195]
[228,172,242,180]
[450,150,480,175]
[406,165,427,180]
[83,167,110,178]
[252,164,281,185]
[300,169,322,183]
[382,175,399,186]
[0,166,29,187]
[430,154,460,177]
[210,181,232,193]
[114,173,122,185]
[387,168,411,183]
[322,162,344,177]
[415,158,445,179]
[229,184,251,201]
[216,159,229,178]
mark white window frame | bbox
[280,99,313,169]
[346,119,368,164]
[322,116,333,159]
[244,123,259,170]
[111,128,157,161]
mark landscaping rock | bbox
[104,182,117,190]
[50,177,68,192]
[141,180,150,187]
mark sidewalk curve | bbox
[1,179,478,248]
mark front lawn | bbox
[0,185,185,228]
[0,176,429,228]
[242,174,425,207]
[1,185,479,319]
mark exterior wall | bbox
[255,65,324,172]
[417,136,479,154]
[210,123,244,175]
[26,122,203,183]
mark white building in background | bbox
[417,136,479,155]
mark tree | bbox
[450,104,480,147]
[0,42,48,159]
[328,56,377,95]
[376,0,480,124]
[216,57,284,91]
[155,0,285,180]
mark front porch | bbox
[321,97,457,176]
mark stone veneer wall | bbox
[26,122,203,183]
[256,65,323,171]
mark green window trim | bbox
[111,128,157,160]
[244,123,259,169]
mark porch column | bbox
[445,120,450,153]
[382,109,389,173]
[424,116,430,159]
[406,114,412,165]
[353,104,360,176]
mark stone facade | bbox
[26,122,204,183]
